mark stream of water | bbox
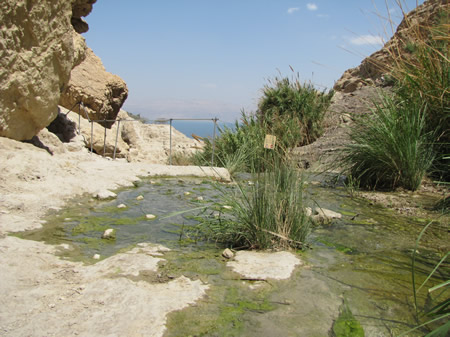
[15,175,449,336]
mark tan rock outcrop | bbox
[60,48,129,128]
[62,107,130,158]
[334,0,447,92]
[0,0,79,140]
[71,0,97,34]
[120,113,203,163]
[0,0,125,141]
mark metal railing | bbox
[65,102,218,165]
[155,118,218,166]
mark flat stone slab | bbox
[227,251,302,280]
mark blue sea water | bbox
[148,120,236,139]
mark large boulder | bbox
[60,48,129,128]
[0,0,83,140]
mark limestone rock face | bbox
[71,0,97,34]
[0,0,79,140]
[120,111,203,163]
[60,48,129,128]
[334,0,447,92]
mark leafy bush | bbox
[258,72,334,148]
[194,73,333,173]
[339,92,435,191]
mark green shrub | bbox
[194,73,333,173]
[258,73,334,147]
[339,92,435,191]
[193,112,270,173]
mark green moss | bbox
[166,280,275,337]
[317,239,354,254]
[332,301,365,337]
[341,211,358,217]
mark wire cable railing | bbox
[64,102,218,165]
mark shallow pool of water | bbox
[14,175,449,336]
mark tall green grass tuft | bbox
[340,6,448,189]
[193,112,270,174]
[258,72,334,148]
[392,10,449,182]
[194,156,311,250]
[194,72,333,173]
[339,92,435,191]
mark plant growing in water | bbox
[399,219,449,337]
[193,155,311,250]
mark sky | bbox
[84,0,423,122]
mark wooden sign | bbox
[264,135,276,149]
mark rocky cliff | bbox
[0,0,128,141]
[334,0,447,93]
[60,48,128,128]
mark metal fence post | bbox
[78,103,81,135]
[103,125,107,157]
[211,118,217,166]
[113,120,121,160]
[90,121,93,154]
[169,119,173,165]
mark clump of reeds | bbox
[195,155,311,250]
[258,70,334,148]
[340,92,435,191]
[194,71,333,174]
[389,3,449,181]
[339,2,448,190]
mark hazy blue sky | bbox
[84,0,423,122]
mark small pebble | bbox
[93,254,101,260]
[136,195,144,201]
[117,204,127,209]
[146,214,156,220]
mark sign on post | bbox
[264,135,276,149]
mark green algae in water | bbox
[13,177,222,261]
[332,301,365,337]
[317,238,355,254]
[166,275,276,337]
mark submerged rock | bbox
[222,248,234,259]
[94,190,117,200]
[227,251,301,280]
[312,207,342,225]
[101,228,116,240]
